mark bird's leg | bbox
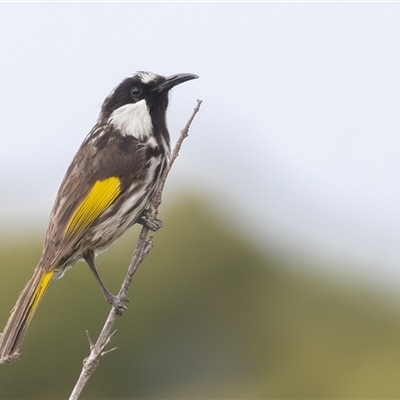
[137,210,163,231]
[83,250,127,316]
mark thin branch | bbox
[68,99,202,400]
[152,99,203,208]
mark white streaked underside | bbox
[89,156,165,252]
[90,183,149,246]
[109,100,153,140]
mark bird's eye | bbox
[130,86,143,98]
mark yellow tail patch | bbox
[29,271,54,316]
[65,177,121,237]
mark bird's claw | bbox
[105,294,127,316]
[137,212,163,231]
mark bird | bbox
[0,71,199,363]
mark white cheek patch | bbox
[109,100,153,140]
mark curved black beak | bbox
[152,73,199,94]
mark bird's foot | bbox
[104,293,129,316]
[137,211,163,231]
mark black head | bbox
[101,71,199,119]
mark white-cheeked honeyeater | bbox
[0,71,199,363]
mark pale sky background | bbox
[1,3,400,295]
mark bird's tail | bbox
[0,266,54,363]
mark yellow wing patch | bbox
[64,177,121,237]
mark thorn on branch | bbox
[101,347,118,357]
[85,330,94,350]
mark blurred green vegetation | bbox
[1,196,400,398]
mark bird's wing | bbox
[41,129,146,269]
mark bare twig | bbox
[68,99,202,400]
